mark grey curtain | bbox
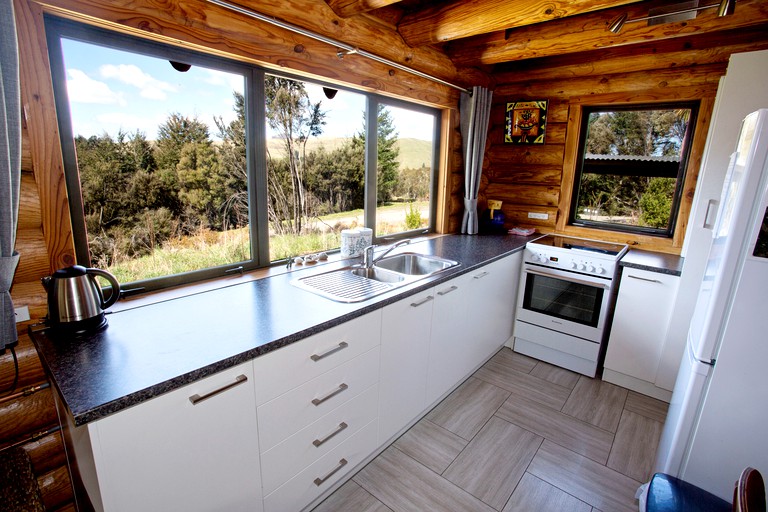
[460,86,493,235]
[1,0,21,352]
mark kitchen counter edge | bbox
[30,234,533,426]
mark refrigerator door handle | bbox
[703,199,719,230]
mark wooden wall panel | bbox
[479,47,756,253]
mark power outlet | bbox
[15,306,30,323]
[527,212,549,220]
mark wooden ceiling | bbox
[230,0,767,90]
[326,0,768,81]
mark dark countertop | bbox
[619,249,684,276]
[30,234,533,426]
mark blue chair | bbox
[646,468,765,512]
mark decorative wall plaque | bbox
[505,100,548,144]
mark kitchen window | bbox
[45,17,439,293]
[569,103,698,237]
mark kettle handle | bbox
[86,268,121,309]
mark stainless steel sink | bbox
[374,252,459,275]
[292,253,459,303]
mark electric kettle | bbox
[41,265,120,333]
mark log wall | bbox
[482,33,768,253]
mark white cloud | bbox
[202,69,244,93]
[94,111,167,139]
[66,69,126,106]
[99,64,176,101]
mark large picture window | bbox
[45,18,439,293]
[570,103,698,237]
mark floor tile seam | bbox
[493,435,548,511]
[501,391,621,439]
[504,419,613,466]
[515,470,596,512]
[604,409,664,483]
[528,442,643,512]
[475,362,573,395]
[385,443,500,511]
[622,403,669,423]
[441,393,512,473]
[441,415,544,512]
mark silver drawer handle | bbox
[310,341,349,362]
[473,271,489,279]
[627,274,662,284]
[410,295,434,307]
[313,458,348,486]
[311,383,349,406]
[312,422,348,447]
[437,285,458,296]
[189,374,248,405]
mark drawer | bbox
[254,311,382,405]
[257,346,380,451]
[261,383,378,495]
[263,418,378,512]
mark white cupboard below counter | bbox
[603,267,681,401]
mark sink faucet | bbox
[362,239,410,268]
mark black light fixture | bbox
[169,61,192,72]
[608,0,735,33]
[322,87,338,99]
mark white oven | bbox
[512,235,627,377]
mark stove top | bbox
[528,234,628,259]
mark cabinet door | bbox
[90,362,262,512]
[604,269,680,383]
[426,272,474,405]
[465,253,521,369]
[379,287,434,443]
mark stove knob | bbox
[587,264,596,273]
[596,266,606,275]
[571,261,578,270]
[577,262,586,271]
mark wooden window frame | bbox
[567,102,699,238]
[556,99,716,254]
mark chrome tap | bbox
[362,239,410,268]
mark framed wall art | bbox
[505,100,548,144]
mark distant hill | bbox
[266,136,433,170]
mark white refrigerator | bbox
[654,108,768,501]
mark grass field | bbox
[108,202,428,283]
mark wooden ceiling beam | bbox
[447,0,768,66]
[492,26,768,84]
[324,0,403,18]
[397,0,642,47]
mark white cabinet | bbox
[426,253,521,405]
[603,268,680,401]
[465,253,521,370]
[426,271,476,404]
[253,311,382,512]
[379,287,434,443]
[72,362,262,512]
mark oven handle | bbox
[524,267,611,290]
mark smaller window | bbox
[570,103,698,237]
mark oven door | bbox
[515,264,612,343]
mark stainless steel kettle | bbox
[41,265,120,333]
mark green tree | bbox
[639,177,676,228]
[215,91,249,229]
[375,105,400,204]
[264,76,326,234]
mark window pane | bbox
[264,76,366,261]
[59,39,249,283]
[375,104,434,237]
[573,107,693,234]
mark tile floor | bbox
[312,347,669,512]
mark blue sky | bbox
[60,38,433,142]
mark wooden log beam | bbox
[492,27,768,84]
[398,0,641,47]
[324,0,403,18]
[447,0,768,66]
[0,334,47,391]
[37,464,73,511]
[22,431,67,476]
[32,0,487,105]
[0,387,57,445]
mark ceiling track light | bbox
[608,0,735,33]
